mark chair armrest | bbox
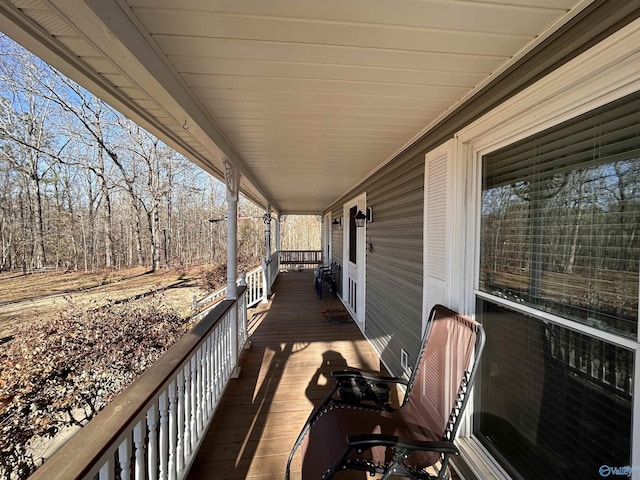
[331,371,406,408]
[331,370,407,385]
[347,434,459,456]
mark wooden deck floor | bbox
[186,270,458,480]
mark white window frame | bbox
[452,18,640,480]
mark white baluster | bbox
[221,316,228,378]
[158,393,168,480]
[118,437,131,480]
[228,313,235,376]
[147,404,158,480]
[221,321,227,388]
[231,306,239,375]
[222,315,228,377]
[176,371,185,474]
[240,295,247,347]
[99,459,113,480]
[183,363,192,458]
[219,322,225,395]
[168,381,177,480]
[214,326,221,402]
[195,347,203,436]
[190,354,198,452]
[205,334,213,416]
[133,420,146,480]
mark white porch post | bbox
[262,207,272,301]
[263,206,272,262]
[275,214,281,256]
[224,160,239,300]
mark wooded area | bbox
[480,161,640,334]
[0,34,320,274]
[0,33,324,479]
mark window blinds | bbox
[480,91,640,338]
[475,300,632,480]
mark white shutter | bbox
[423,140,453,333]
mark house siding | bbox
[324,0,640,381]
[329,155,424,375]
[365,158,424,373]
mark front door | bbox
[343,194,366,329]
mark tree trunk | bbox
[566,172,586,275]
[148,206,160,272]
[132,201,144,267]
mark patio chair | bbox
[314,261,339,299]
[285,304,485,480]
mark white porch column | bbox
[275,214,281,255]
[224,160,239,300]
[263,206,272,262]
[262,207,272,301]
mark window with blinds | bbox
[475,300,632,480]
[348,205,358,264]
[480,91,640,338]
[475,91,639,480]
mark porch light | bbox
[332,217,342,228]
[354,208,372,227]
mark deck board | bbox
[186,270,457,480]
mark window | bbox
[480,92,640,338]
[475,91,640,479]
[349,205,358,264]
[475,300,632,479]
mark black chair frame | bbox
[285,304,486,480]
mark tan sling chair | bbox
[285,304,485,480]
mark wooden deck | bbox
[186,270,458,480]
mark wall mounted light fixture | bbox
[332,217,342,228]
[354,207,372,227]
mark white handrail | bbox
[193,266,267,321]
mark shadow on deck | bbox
[186,270,387,479]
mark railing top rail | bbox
[29,286,247,480]
[246,264,263,274]
[279,250,322,264]
[280,250,322,253]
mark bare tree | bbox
[0,85,57,270]
[0,34,272,273]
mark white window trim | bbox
[451,17,640,480]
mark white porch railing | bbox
[27,257,293,480]
[245,264,266,307]
[29,286,250,480]
[278,250,322,269]
[193,266,267,321]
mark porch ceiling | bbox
[0,0,584,214]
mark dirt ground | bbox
[0,266,212,339]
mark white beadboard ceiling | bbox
[0,0,585,214]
